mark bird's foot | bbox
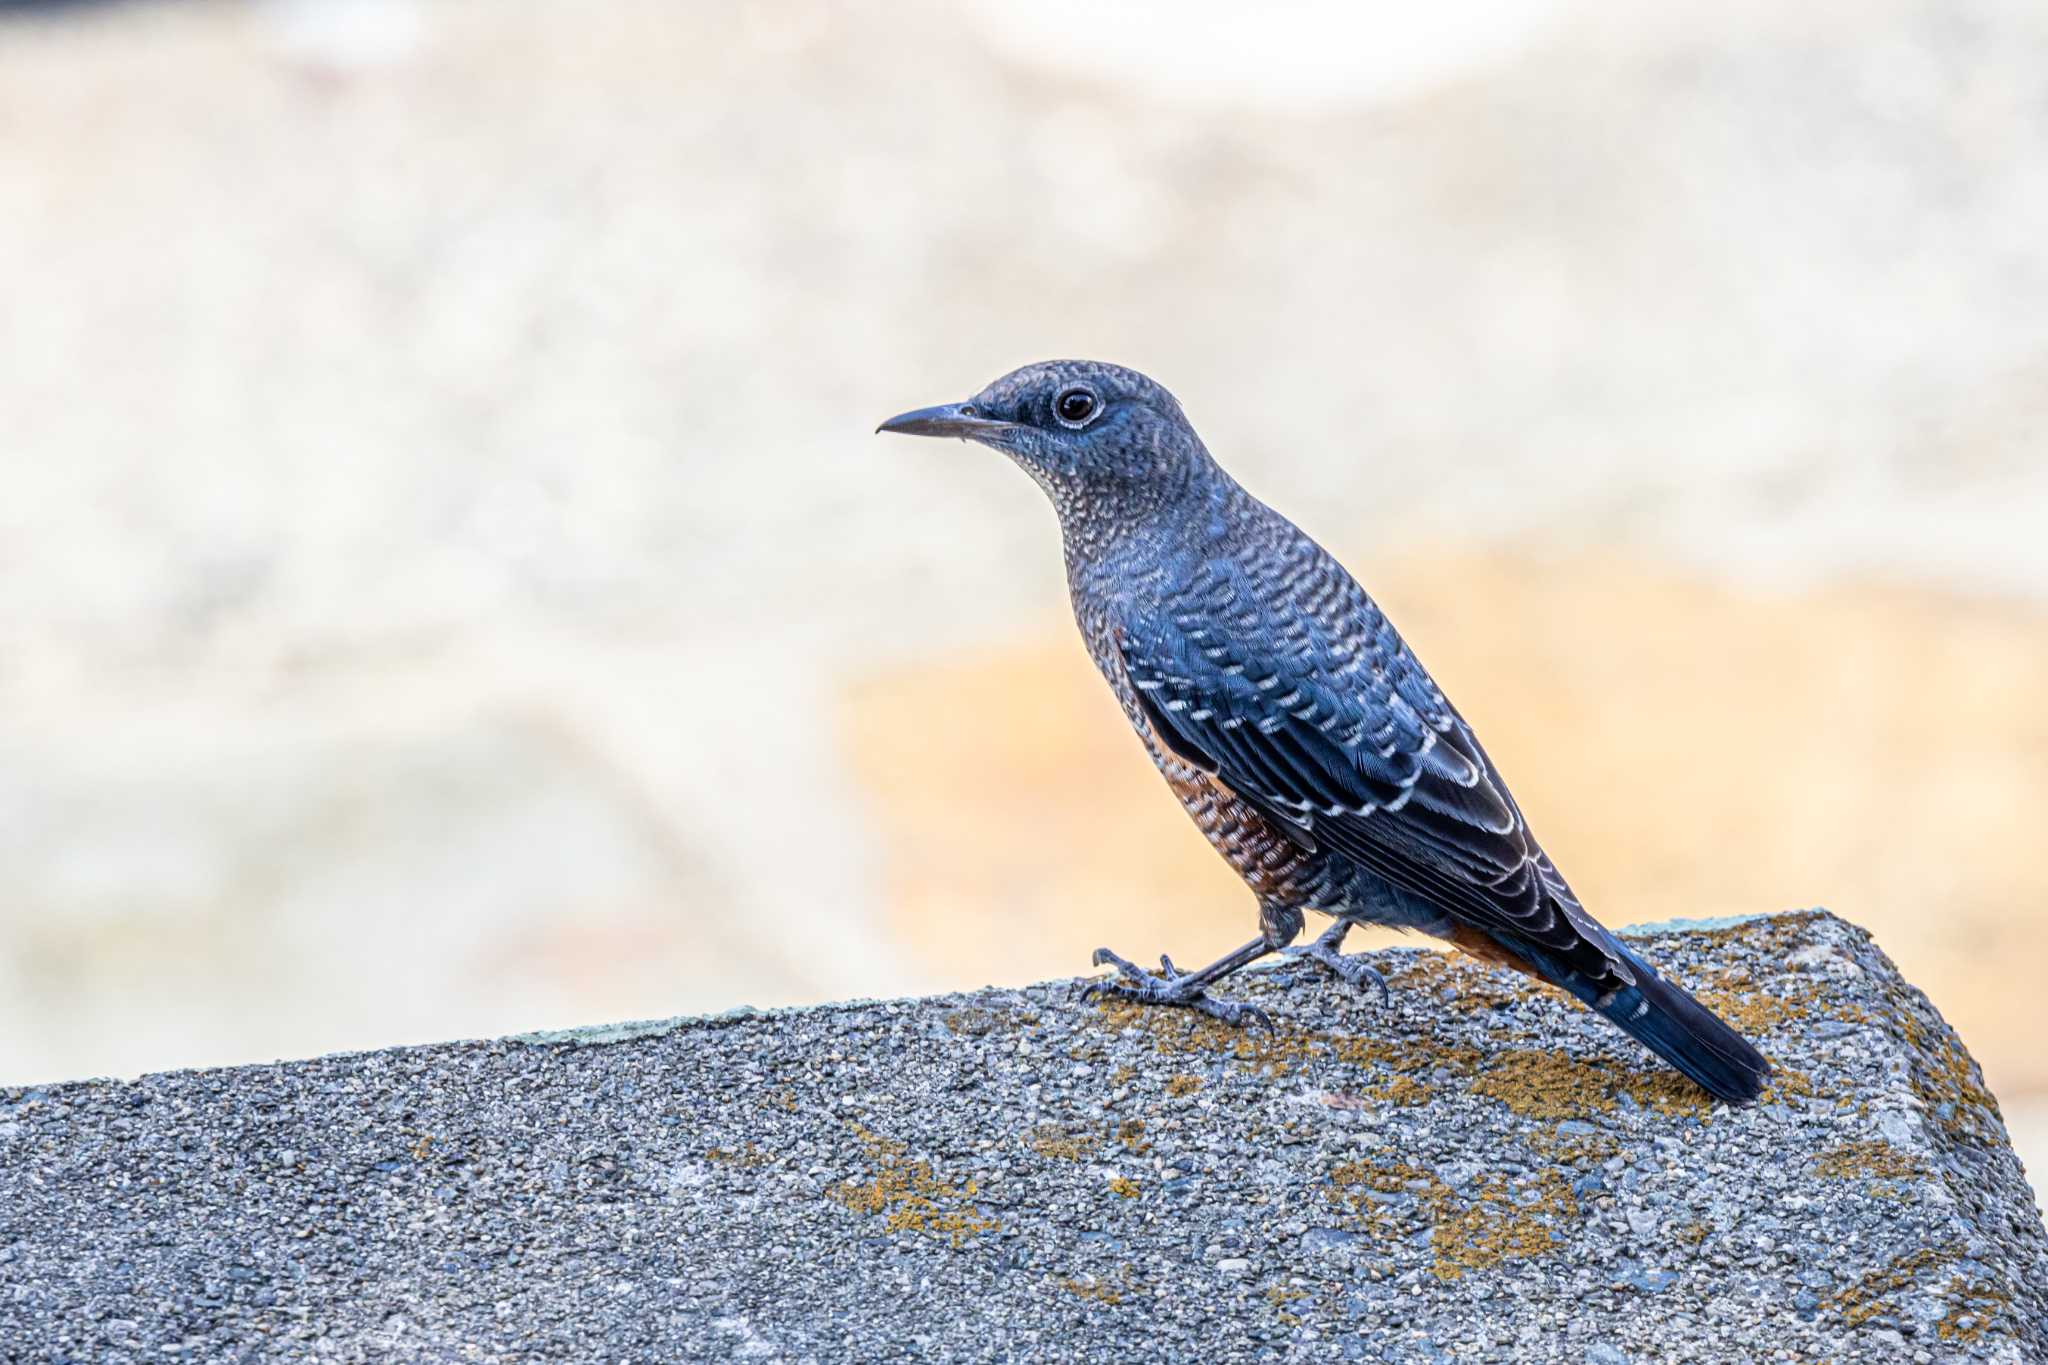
[1080,948,1273,1029]
[1282,926,1392,1005]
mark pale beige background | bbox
[1,0,2043,1190]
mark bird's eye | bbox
[1054,386,1099,428]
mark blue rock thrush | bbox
[879,360,1771,1103]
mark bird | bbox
[877,360,1772,1104]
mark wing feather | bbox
[1122,625,1624,985]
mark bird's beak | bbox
[874,403,1013,440]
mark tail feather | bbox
[1524,942,1772,1104]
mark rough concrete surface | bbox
[1,911,2043,1363]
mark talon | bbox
[1089,948,1152,985]
[1076,961,1272,1029]
[1200,997,1274,1029]
[1335,955,1393,1007]
[1159,954,1179,975]
[1283,928,1394,1006]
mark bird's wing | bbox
[1118,617,1628,984]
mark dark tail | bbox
[1524,941,1772,1105]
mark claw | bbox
[1077,975,1119,1003]
[1212,999,1275,1030]
[1091,947,1153,985]
[1283,924,1394,1005]
[1181,992,1272,1029]
[1078,945,1273,1029]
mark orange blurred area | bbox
[842,548,2048,1101]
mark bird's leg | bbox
[1281,919,1392,1005]
[1082,936,1275,1028]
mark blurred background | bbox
[1,0,2042,1185]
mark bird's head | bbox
[878,360,1214,515]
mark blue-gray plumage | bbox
[878,360,1771,1104]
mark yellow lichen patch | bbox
[1060,1265,1146,1306]
[1110,1064,1138,1087]
[1328,1159,1444,1204]
[1614,1070,1716,1119]
[826,1123,996,1247]
[1090,997,1320,1075]
[1828,1247,1958,1327]
[1108,1176,1141,1199]
[1326,1033,1483,1077]
[1674,1221,1710,1247]
[1690,986,1799,1037]
[1026,1123,1099,1161]
[1264,1285,1309,1325]
[1431,1169,1579,1280]
[847,1123,906,1156]
[1368,1074,1436,1107]
[1164,1074,1203,1097]
[1937,1274,2015,1343]
[1469,1048,1717,1120]
[1526,1128,1621,1167]
[1686,953,1867,1040]
[1469,1049,1619,1119]
[1059,1276,1125,1306]
[1814,1140,1922,1181]
[1326,1159,1578,1281]
[1095,974,1766,1121]
[1319,1067,1455,1112]
[1899,1011,2005,1145]
[942,1007,997,1036]
[1092,992,1487,1090]
[705,1142,770,1169]
[1761,1066,1824,1106]
[1115,1119,1150,1154]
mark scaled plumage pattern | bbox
[879,361,1770,1103]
